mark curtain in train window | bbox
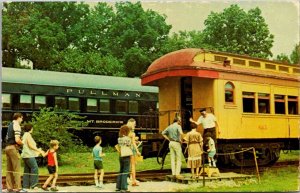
[274,95,285,114]
[2,93,11,109]
[288,96,298,115]
[258,93,270,114]
[100,99,110,113]
[87,98,98,112]
[55,96,67,109]
[20,94,32,109]
[225,82,234,103]
[34,96,46,109]
[129,101,138,114]
[116,100,127,114]
[69,97,80,111]
[242,92,255,113]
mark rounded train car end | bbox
[141,48,300,167]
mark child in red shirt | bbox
[42,140,59,191]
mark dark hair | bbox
[94,136,102,144]
[23,123,33,132]
[190,122,198,129]
[199,108,206,113]
[119,125,130,137]
[13,113,23,120]
[205,132,212,139]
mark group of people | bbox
[92,118,140,192]
[162,108,218,179]
[4,113,60,192]
[5,109,217,192]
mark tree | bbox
[50,49,126,76]
[290,43,300,64]
[2,2,90,69]
[202,4,274,59]
[276,53,291,64]
[160,30,213,54]
[29,107,88,153]
[107,1,171,77]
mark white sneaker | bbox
[127,177,132,185]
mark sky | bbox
[138,0,299,58]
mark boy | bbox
[206,133,216,167]
[42,140,59,191]
[93,136,105,188]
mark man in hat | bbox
[189,108,218,142]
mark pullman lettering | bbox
[66,88,141,98]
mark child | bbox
[42,140,59,191]
[206,133,216,167]
[93,136,105,188]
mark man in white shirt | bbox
[189,108,218,142]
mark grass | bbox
[2,149,298,192]
[1,147,187,175]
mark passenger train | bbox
[141,48,299,167]
[1,67,159,147]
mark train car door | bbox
[180,77,193,131]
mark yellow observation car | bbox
[141,48,299,167]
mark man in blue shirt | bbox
[162,116,183,178]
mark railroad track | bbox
[2,169,169,187]
[2,161,298,187]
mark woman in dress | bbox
[184,122,203,179]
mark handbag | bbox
[120,145,133,157]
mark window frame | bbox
[225,82,235,104]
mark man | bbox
[161,116,183,179]
[189,108,218,142]
[5,113,27,192]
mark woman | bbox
[184,122,203,179]
[21,123,44,190]
[127,118,141,186]
[116,125,132,192]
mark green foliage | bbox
[107,1,171,77]
[161,30,213,54]
[276,53,291,64]
[202,4,274,59]
[29,107,88,153]
[3,1,171,77]
[290,43,300,64]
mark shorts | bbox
[47,166,56,174]
[94,160,103,170]
[208,150,216,158]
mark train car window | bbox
[55,96,67,109]
[116,100,127,114]
[233,58,245,66]
[129,101,138,114]
[99,99,110,113]
[274,95,285,114]
[242,92,255,113]
[288,96,298,115]
[20,94,32,109]
[87,98,98,112]
[69,97,80,111]
[34,95,46,109]
[225,82,234,103]
[258,93,270,114]
[2,93,11,109]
